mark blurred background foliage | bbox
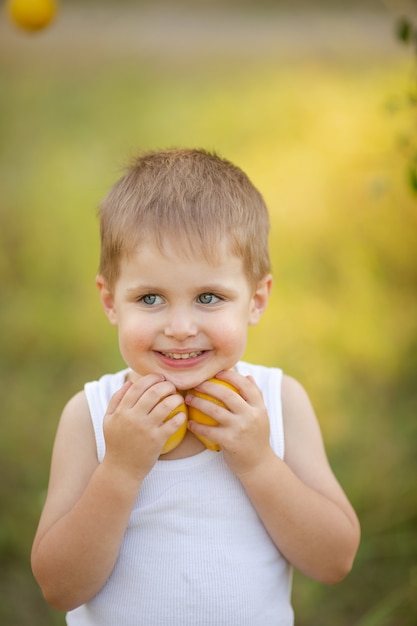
[1,0,417,624]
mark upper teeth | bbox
[161,351,203,360]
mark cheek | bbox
[211,319,248,355]
[117,317,153,354]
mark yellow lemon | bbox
[161,401,187,455]
[7,0,58,32]
[188,379,239,451]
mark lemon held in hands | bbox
[7,0,58,32]
[188,378,240,451]
[161,401,187,455]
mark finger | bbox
[161,409,187,436]
[189,380,243,414]
[106,381,133,415]
[185,392,230,425]
[119,375,169,410]
[187,418,221,445]
[140,380,180,414]
[215,370,261,405]
[151,392,186,424]
[160,409,188,453]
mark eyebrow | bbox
[125,282,239,296]
[125,284,159,296]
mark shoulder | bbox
[51,390,98,478]
[280,374,360,534]
[57,389,93,442]
[47,388,99,504]
[281,374,330,477]
[32,390,98,547]
[62,388,90,415]
[281,373,321,431]
[281,374,314,416]
[238,365,309,418]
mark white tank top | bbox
[67,361,294,626]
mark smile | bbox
[159,351,204,360]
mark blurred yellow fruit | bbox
[161,401,187,455]
[188,379,239,451]
[7,0,58,32]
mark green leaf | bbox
[408,162,417,192]
[397,17,412,43]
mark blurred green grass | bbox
[1,5,417,625]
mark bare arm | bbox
[31,376,186,611]
[187,371,360,583]
[238,375,360,583]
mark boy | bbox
[31,148,360,625]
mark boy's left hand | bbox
[185,370,274,477]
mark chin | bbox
[164,370,216,392]
[167,375,203,392]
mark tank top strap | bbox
[236,361,285,459]
[84,369,129,462]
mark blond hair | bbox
[98,148,271,290]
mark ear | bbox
[248,274,273,326]
[96,275,118,326]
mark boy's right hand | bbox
[102,374,186,481]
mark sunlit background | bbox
[1,1,416,624]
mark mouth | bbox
[158,351,204,360]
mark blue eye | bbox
[141,294,163,305]
[198,293,220,305]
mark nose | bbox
[164,306,198,340]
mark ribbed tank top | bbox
[67,361,294,626]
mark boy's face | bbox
[97,241,271,390]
